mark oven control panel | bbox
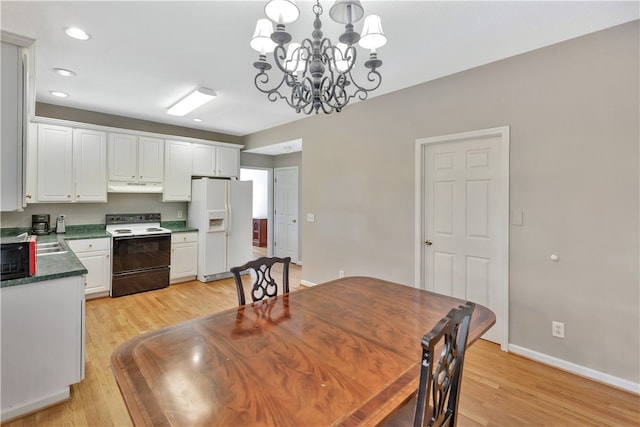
[106,213,162,225]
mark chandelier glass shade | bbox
[250,0,387,115]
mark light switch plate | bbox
[306,213,315,223]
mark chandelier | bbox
[250,0,387,115]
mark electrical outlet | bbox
[177,211,183,218]
[339,270,345,278]
[552,321,565,338]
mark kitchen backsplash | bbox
[0,193,187,228]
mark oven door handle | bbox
[113,233,171,242]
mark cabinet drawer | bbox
[171,232,197,244]
[67,238,110,253]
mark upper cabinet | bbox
[73,129,107,202]
[26,117,242,201]
[108,133,164,185]
[1,32,35,211]
[36,124,107,203]
[163,140,192,202]
[192,143,239,178]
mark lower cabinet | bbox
[170,232,197,284]
[0,276,85,422]
[67,238,111,298]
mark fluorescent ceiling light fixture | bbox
[50,91,69,98]
[192,118,203,122]
[64,27,91,40]
[167,88,216,116]
[53,68,76,77]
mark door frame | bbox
[414,126,510,350]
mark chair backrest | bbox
[413,301,475,427]
[230,256,291,305]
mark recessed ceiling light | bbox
[192,118,203,122]
[50,91,69,98]
[53,68,76,77]
[64,27,91,40]
[167,88,216,116]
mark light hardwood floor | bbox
[3,273,638,426]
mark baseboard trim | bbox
[509,344,640,394]
[300,279,316,287]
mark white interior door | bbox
[274,167,299,262]
[416,127,509,348]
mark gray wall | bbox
[35,103,242,144]
[241,22,640,384]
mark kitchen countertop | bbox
[1,222,197,288]
[161,221,198,233]
[1,236,87,289]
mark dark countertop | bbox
[1,222,197,288]
[161,221,198,233]
[1,236,87,289]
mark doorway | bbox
[415,126,509,349]
[240,167,273,258]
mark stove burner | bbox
[114,229,132,234]
[146,228,164,232]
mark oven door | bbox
[112,234,171,274]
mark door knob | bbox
[292,219,297,223]
[425,240,433,246]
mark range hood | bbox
[107,182,163,193]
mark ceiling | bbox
[2,1,638,139]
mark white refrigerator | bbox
[188,178,253,282]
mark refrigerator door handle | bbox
[226,184,232,236]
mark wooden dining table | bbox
[111,276,496,427]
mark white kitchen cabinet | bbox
[1,33,34,211]
[216,146,239,177]
[163,140,193,202]
[36,124,73,202]
[73,128,107,202]
[0,276,84,422]
[192,143,239,178]
[36,124,107,203]
[67,238,111,298]
[170,232,197,283]
[108,133,164,183]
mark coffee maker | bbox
[32,214,51,235]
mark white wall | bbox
[240,168,268,218]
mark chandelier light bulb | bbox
[265,0,300,24]
[359,15,387,50]
[250,19,277,53]
[334,43,350,73]
[284,43,305,73]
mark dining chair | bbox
[384,301,475,427]
[230,256,291,305]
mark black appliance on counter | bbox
[1,235,37,280]
[32,214,51,235]
[105,213,172,297]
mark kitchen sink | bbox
[36,242,68,256]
